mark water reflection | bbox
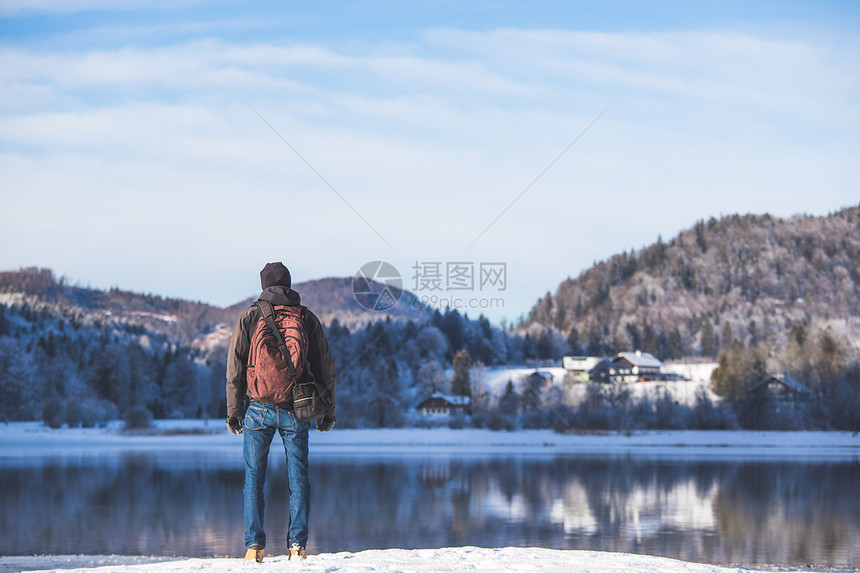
[0,454,857,567]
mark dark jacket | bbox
[226,285,336,419]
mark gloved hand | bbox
[317,415,335,432]
[226,417,243,435]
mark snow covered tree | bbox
[415,359,448,397]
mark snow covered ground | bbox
[0,546,820,573]
[468,364,722,407]
[662,361,719,382]
[475,365,569,396]
[1,421,857,459]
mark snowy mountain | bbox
[0,267,235,347]
[228,276,433,331]
[3,208,858,430]
[525,206,860,360]
[0,268,493,426]
[0,269,432,349]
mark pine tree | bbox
[522,372,545,411]
[566,328,583,355]
[440,310,466,361]
[451,348,472,397]
[536,330,552,360]
[721,321,734,346]
[668,328,683,360]
[694,219,708,253]
[700,317,717,358]
[499,380,521,416]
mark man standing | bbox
[226,262,336,562]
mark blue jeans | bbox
[243,401,311,550]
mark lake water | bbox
[1,452,858,568]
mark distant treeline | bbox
[0,298,223,427]
[0,293,561,428]
[1,291,858,432]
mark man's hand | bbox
[317,415,335,432]
[226,417,243,435]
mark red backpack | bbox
[246,301,308,404]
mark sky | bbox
[1,1,858,324]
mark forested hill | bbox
[526,206,860,360]
[0,267,234,346]
[0,269,431,347]
[0,267,525,428]
[0,268,476,426]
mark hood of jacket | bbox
[258,285,301,306]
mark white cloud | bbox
[1,25,858,316]
[0,0,227,16]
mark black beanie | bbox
[260,262,291,290]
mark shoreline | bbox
[1,421,857,459]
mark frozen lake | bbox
[0,425,858,568]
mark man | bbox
[226,262,336,563]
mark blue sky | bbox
[1,1,858,323]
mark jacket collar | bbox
[258,285,301,306]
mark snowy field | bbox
[470,364,722,406]
[0,546,825,573]
[1,421,857,459]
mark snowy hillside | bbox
[467,364,720,407]
[526,207,860,358]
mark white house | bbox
[416,392,471,417]
[562,356,602,378]
[612,350,664,381]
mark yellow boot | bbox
[289,543,306,560]
[244,547,264,563]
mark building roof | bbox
[562,356,601,371]
[753,374,812,395]
[778,375,811,394]
[589,359,632,375]
[422,392,471,406]
[613,351,663,369]
[589,359,616,372]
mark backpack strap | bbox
[254,301,298,383]
[298,306,332,406]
